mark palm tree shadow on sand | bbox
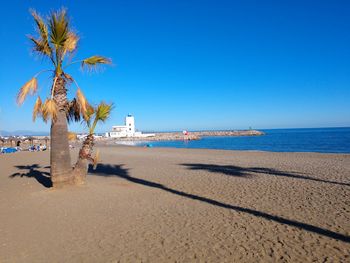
[9,164,52,188]
[90,163,350,243]
[180,163,350,187]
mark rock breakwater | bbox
[108,130,264,142]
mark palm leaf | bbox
[42,99,58,122]
[63,72,73,82]
[28,35,52,57]
[95,102,113,122]
[30,9,49,42]
[84,104,95,127]
[81,56,112,71]
[64,32,79,54]
[86,104,95,119]
[49,9,69,48]
[17,77,38,105]
[32,96,42,121]
[89,102,113,134]
[76,88,88,116]
[30,9,52,56]
[66,98,81,122]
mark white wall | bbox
[125,115,135,135]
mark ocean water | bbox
[137,127,350,153]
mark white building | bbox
[105,114,155,138]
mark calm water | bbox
[137,128,350,153]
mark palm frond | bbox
[42,99,58,122]
[84,104,95,124]
[66,98,81,122]
[64,32,79,54]
[49,8,69,48]
[76,88,90,118]
[62,72,73,82]
[30,9,49,41]
[28,35,52,57]
[32,96,42,121]
[30,9,52,56]
[89,102,113,134]
[17,77,38,105]
[95,102,113,122]
[81,56,112,71]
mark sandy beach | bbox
[0,146,349,262]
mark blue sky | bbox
[0,0,349,133]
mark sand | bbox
[0,146,349,262]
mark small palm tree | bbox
[73,102,113,184]
[17,9,111,187]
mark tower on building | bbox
[125,114,135,135]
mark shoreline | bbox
[95,143,350,155]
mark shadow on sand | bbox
[181,163,350,187]
[90,163,350,243]
[9,164,52,188]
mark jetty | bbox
[108,130,264,142]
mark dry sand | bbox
[0,146,349,262]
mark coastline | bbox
[3,127,349,154]
[1,130,263,148]
[2,127,349,154]
[98,143,350,155]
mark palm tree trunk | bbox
[50,76,73,188]
[73,134,94,185]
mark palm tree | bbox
[17,9,111,188]
[73,102,113,184]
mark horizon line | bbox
[1,126,349,136]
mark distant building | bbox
[105,114,155,138]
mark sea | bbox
[135,127,350,154]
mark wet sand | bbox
[0,146,349,262]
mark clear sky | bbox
[0,0,349,133]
